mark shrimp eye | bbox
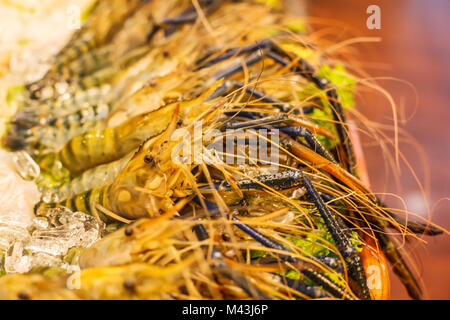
[144,155,153,164]
[124,227,134,236]
[222,233,231,241]
[123,280,136,292]
[18,291,30,300]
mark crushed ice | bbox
[1,207,102,275]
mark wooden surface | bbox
[293,0,450,299]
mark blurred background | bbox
[284,0,449,299]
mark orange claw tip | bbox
[360,235,390,300]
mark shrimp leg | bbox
[192,223,270,299]
[300,171,370,300]
[270,273,330,299]
[226,113,335,142]
[319,191,427,299]
[279,130,422,299]
[226,115,336,163]
[212,80,316,115]
[162,0,222,25]
[277,126,337,164]
[375,232,422,299]
[201,170,369,299]
[264,47,357,176]
[197,39,357,174]
[199,199,355,300]
[200,170,303,192]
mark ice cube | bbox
[12,151,40,181]
[1,207,102,274]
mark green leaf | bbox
[36,168,71,189]
[284,20,307,34]
[248,249,270,259]
[29,266,67,278]
[6,85,25,105]
[254,0,282,10]
[18,38,30,46]
[0,250,5,277]
[2,0,35,13]
[283,269,301,280]
[81,0,97,23]
[318,64,356,110]
[309,107,339,150]
[287,234,333,257]
[63,247,84,264]
[281,42,314,60]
